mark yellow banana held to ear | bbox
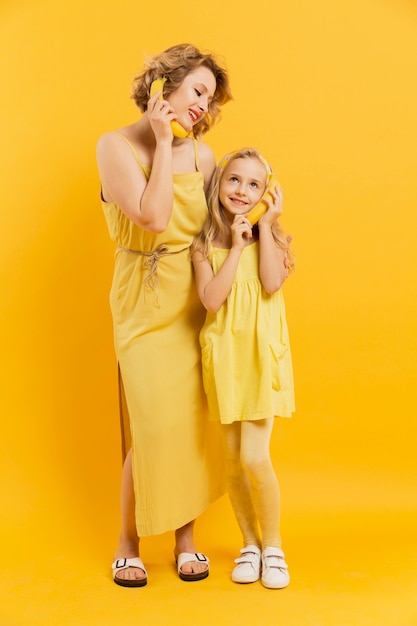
[246,174,280,225]
[150,78,190,139]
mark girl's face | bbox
[219,157,267,218]
[168,66,216,132]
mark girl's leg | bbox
[240,418,281,549]
[113,449,146,582]
[221,422,262,548]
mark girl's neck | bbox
[215,227,258,249]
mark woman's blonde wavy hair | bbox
[131,43,232,138]
[192,148,295,273]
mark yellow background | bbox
[1,0,416,624]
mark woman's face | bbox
[168,67,216,132]
[219,158,267,218]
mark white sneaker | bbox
[261,547,290,589]
[231,545,262,583]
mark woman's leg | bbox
[113,449,146,582]
[221,422,262,548]
[174,520,209,575]
[240,419,281,549]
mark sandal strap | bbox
[176,552,209,571]
[111,557,147,577]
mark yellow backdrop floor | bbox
[2,496,416,626]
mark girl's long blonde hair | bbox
[193,148,295,273]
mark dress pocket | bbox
[269,342,288,391]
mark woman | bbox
[96,43,232,587]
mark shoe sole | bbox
[179,570,209,582]
[261,577,290,589]
[114,576,148,588]
[232,577,260,584]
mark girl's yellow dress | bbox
[102,137,224,536]
[200,242,295,424]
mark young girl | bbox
[191,148,295,589]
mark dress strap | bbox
[115,131,148,175]
[116,131,200,172]
[192,138,200,171]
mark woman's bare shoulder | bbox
[196,139,215,163]
[97,121,139,147]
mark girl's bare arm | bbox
[192,217,251,313]
[257,187,288,292]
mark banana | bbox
[150,78,189,138]
[246,175,280,225]
[149,77,166,98]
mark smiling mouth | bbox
[230,198,247,207]
[188,109,200,123]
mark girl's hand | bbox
[147,90,175,142]
[231,214,252,249]
[258,184,283,226]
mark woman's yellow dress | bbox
[102,137,225,536]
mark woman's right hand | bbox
[147,90,175,142]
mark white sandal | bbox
[261,547,290,589]
[231,545,261,583]
[111,557,148,587]
[176,552,210,581]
